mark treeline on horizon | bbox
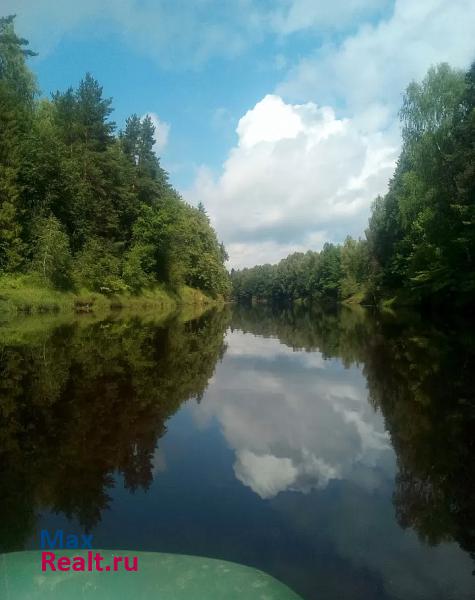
[0,16,230,298]
[232,62,475,310]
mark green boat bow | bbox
[0,551,303,599]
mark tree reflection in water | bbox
[0,308,229,551]
[231,304,475,570]
[0,303,473,578]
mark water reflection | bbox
[0,305,473,599]
[193,328,394,499]
[0,309,229,550]
[231,305,475,566]
[225,306,475,598]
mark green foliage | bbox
[31,215,72,289]
[0,16,37,275]
[0,14,36,104]
[366,62,474,306]
[122,242,155,293]
[233,62,475,310]
[73,237,124,293]
[0,18,229,300]
[400,63,465,147]
[340,236,370,299]
[129,196,230,297]
[231,244,344,305]
[0,200,24,272]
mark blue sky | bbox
[5,0,475,267]
[30,28,278,186]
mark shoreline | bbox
[0,275,223,320]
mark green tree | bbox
[0,15,37,272]
[0,200,23,272]
[122,242,156,293]
[340,236,370,300]
[73,237,124,293]
[31,215,72,289]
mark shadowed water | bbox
[0,305,473,599]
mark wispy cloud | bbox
[278,0,475,115]
[4,0,269,67]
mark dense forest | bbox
[0,16,230,299]
[232,62,475,310]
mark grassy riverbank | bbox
[0,274,221,319]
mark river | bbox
[0,305,473,599]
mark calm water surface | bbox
[0,305,473,599]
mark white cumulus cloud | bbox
[189,94,397,268]
[192,330,393,499]
[234,451,298,499]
